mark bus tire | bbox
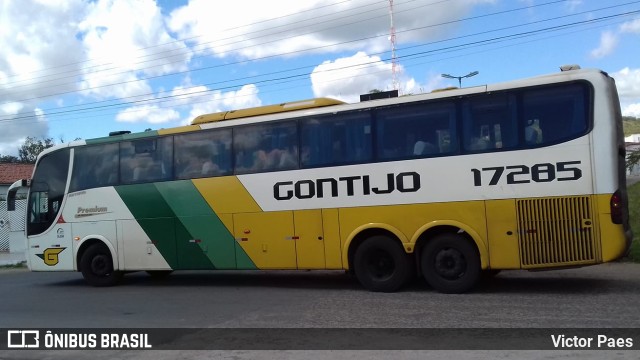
[353,235,411,292]
[421,233,480,294]
[80,243,121,287]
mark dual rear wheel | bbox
[353,233,481,293]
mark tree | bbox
[18,137,55,163]
[0,154,19,163]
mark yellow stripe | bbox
[595,193,628,262]
[157,125,200,135]
[193,176,261,214]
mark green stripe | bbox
[155,181,242,269]
[86,130,159,145]
[115,181,256,270]
[115,183,215,270]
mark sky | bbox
[0,0,639,156]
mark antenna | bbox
[389,0,399,93]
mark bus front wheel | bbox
[353,235,412,292]
[80,243,122,287]
[421,234,480,294]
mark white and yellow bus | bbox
[6,66,631,293]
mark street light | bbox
[441,71,479,88]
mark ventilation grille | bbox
[517,196,596,268]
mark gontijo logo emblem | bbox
[36,248,66,266]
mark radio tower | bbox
[389,0,399,92]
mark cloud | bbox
[113,79,264,125]
[0,0,84,154]
[612,67,640,118]
[311,52,393,103]
[168,0,489,59]
[115,105,180,124]
[0,106,49,156]
[620,19,640,34]
[623,103,640,118]
[77,0,192,99]
[612,68,640,98]
[590,31,618,59]
[182,84,262,124]
[310,52,432,103]
[564,0,583,12]
[590,19,639,59]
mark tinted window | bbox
[376,102,456,160]
[462,94,517,152]
[234,122,298,174]
[300,111,372,168]
[175,129,232,179]
[522,84,589,146]
[120,137,173,184]
[27,149,70,236]
[70,143,119,192]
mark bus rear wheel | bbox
[421,233,480,294]
[353,235,412,292]
[80,243,122,287]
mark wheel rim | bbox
[434,247,466,280]
[366,249,395,281]
[90,254,111,277]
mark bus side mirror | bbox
[7,179,29,212]
[7,189,16,211]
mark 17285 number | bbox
[471,161,582,186]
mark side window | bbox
[175,129,232,179]
[70,143,119,192]
[376,102,456,160]
[300,112,372,168]
[234,122,298,174]
[120,137,173,184]
[522,84,589,146]
[462,94,517,152]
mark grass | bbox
[0,261,26,269]
[627,182,640,262]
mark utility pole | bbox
[389,0,399,93]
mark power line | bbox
[2,7,636,124]
[1,0,362,85]
[1,0,405,88]
[3,0,581,103]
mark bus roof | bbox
[65,67,608,152]
[191,97,345,125]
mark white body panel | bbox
[27,187,171,271]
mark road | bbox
[1,263,639,359]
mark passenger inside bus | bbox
[525,118,543,144]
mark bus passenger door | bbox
[233,212,296,269]
[27,193,73,271]
[294,210,325,269]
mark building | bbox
[0,163,33,254]
[625,134,640,176]
[0,163,34,200]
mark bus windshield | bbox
[27,149,70,236]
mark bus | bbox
[6,66,631,293]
